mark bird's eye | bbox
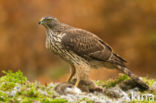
[46,19,52,22]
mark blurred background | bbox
[0,0,155,84]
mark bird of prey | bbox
[39,16,149,90]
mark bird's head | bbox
[39,16,60,29]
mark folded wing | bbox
[61,29,126,66]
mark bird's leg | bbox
[66,65,76,82]
[74,79,80,87]
[74,67,81,87]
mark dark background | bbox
[0,0,155,84]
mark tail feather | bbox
[109,53,149,90]
[116,65,149,90]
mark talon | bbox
[74,79,80,87]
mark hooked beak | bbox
[38,21,42,25]
[38,17,45,25]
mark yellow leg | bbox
[66,74,73,82]
[66,75,71,82]
[74,79,80,87]
[66,65,76,82]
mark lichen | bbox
[0,70,67,103]
[0,70,155,103]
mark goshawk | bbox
[39,16,149,90]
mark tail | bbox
[109,53,149,90]
[116,65,149,90]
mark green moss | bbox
[0,82,16,91]
[142,77,155,87]
[80,98,95,103]
[96,74,130,88]
[0,70,27,84]
[0,70,27,91]
[0,91,8,102]
[42,98,67,103]
[23,87,40,97]
[0,71,155,103]
[0,70,67,103]
[130,101,155,103]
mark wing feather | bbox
[61,29,113,61]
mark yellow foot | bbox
[74,79,80,87]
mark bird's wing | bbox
[61,29,113,61]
